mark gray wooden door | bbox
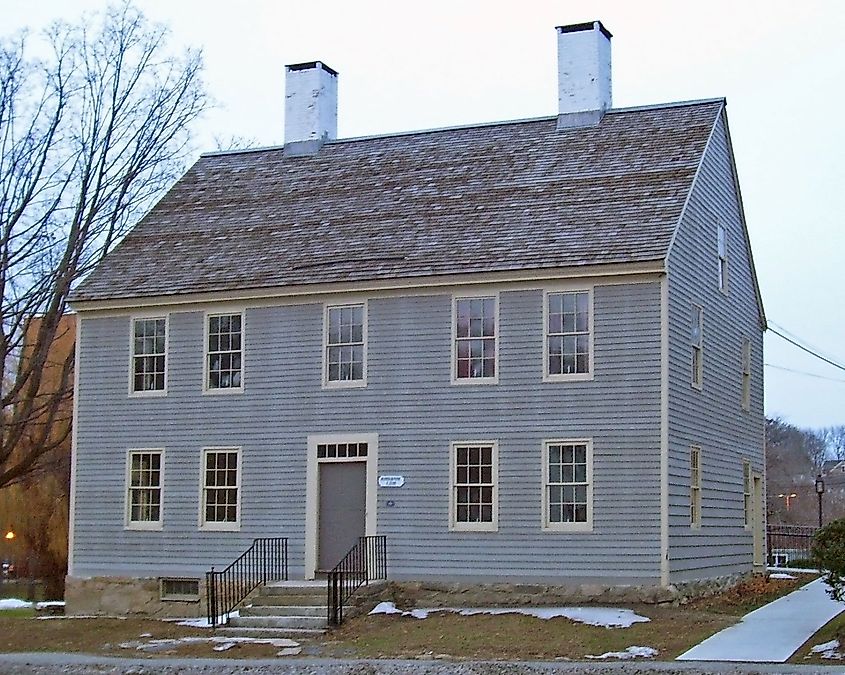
[318,461,367,571]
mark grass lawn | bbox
[0,573,816,661]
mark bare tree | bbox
[0,3,206,488]
[822,425,845,462]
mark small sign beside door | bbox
[378,475,405,488]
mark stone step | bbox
[229,614,328,630]
[241,604,326,618]
[262,581,328,594]
[216,625,327,639]
[250,593,327,606]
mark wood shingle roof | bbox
[71,99,723,303]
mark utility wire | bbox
[767,324,845,373]
[765,363,845,384]
[768,320,843,365]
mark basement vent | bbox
[160,578,200,602]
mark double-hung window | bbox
[450,442,497,531]
[543,440,592,531]
[743,460,752,528]
[690,446,702,528]
[325,304,366,386]
[131,317,167,394]
[545,291,591,380]
[454,296,497,382]
[691,305,703,389]
[126,450,163,529]
[717,224,728,292]
[201,448,240,530]
[741,338,751,410]
[206,313,243,391]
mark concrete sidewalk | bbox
[678,578,845,663]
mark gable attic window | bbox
[741,337,751,411]
[545,290,592,380]
[324,303,366,386]
[453,296,497,383]
[717,224,728,292]
[206,313,243,391]
[691,304,703,389]
[131,317,167,394]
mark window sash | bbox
[691,306,703,388]
[743,460,752,527]
[546,291,590,376]
[741,339,751,409]
[127,451,162,524]
[455,297,496,380]
[690,447,701,527]
[326,304,365,382]
[718,225,728,291]
[132,318,166,392]
[203,450,239,525]
[207,313,243,390]
[545,442,590,525]
[451,443,496,529]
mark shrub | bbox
[811,519,845,600]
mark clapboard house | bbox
[67,22,766,617]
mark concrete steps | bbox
[225,581,330,636]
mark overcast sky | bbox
[7,0,845,429]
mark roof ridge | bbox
[200,98,725,159]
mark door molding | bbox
[305,433,378,580]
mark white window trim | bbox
[743,459,752,531]
[449,440,499,532]
[691,303,704,391]
[124,448,164,531]
[541,438,593,533]
[322,300,368,389]
[451,292,500,385]
[128,314,169,397]
[202,309,245,395]
[199,446,242,532]
[542,287,595,383]
[690,445,702,529]
[304,433,378,580]
[741,337,751,412]
[717,222,729,294]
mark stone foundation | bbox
[65,576,205,618]
[380,573,751,609]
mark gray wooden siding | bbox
[666,111,765,582]
[72,282,664,583]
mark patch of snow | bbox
[277,646,302,656]
[174,609,239,628]
[769,573,797,580]
[119,635,298,653]
[0,598,32,610]
[808,639,844,660]
[368,602,649,628]
[586,646,658,660]
[37,615,126,620]
[35,601,65,608]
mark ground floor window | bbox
[450,442,497,531]
[691,446,702,528]
[201,448,240,530]
[543,439,592,531]
[126,450,163,529]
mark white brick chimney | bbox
[556,22,612,128]
[284,61,338,154]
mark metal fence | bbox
[767,524,818,567]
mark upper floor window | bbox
[131,317,167,394]
[691,305,703,389]
[690,446,702,528]
[126,449,163,529]
[325,304,366,386]
[201,448,240,530]
[717,224,728,292]
[453,296,497,382]
[545,291,591,380]
[206,313,243,391]
[543,440,592,531]
[450,442,498,531]
[741,338,751,410]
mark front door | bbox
[752,473,765,568]
[318,461,367,572]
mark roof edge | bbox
[201,98,727,158]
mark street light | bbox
[816,475,826,528]
[778,493,798,510]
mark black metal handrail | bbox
[328,535,387,626]
[206,537,288,627]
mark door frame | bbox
[752,472,765,569]
[305,433,378,580]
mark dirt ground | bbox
[0,573,817,661]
